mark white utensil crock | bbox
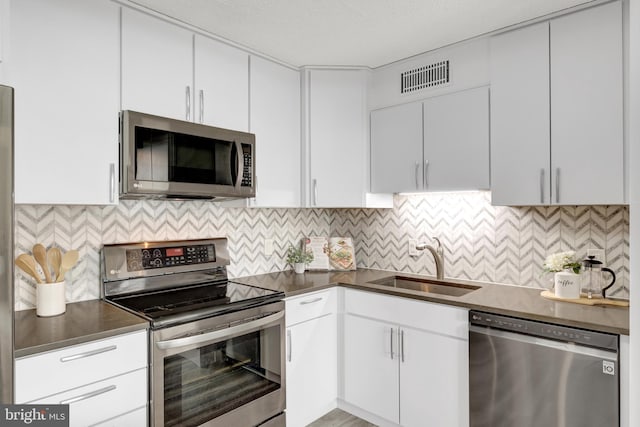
[554,272,581,299]
[36,280,66,317]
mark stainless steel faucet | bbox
[415,237,445,280]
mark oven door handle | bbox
[155,311,284,350]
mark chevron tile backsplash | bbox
[14,192,629,309]
[333,192,629,298]
[14,201,333,310]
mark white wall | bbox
[627,0,639,423]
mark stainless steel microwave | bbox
[119,110,255,200]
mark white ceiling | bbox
[129,0,592,68]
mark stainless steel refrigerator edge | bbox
[0,85,15,403]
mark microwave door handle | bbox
[234,140,243,188]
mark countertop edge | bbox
[237,269,630,336]
[15,300,150,357]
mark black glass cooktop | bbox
[107,281,283,328]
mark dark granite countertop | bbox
[15,300,149,358]
[232,268,630,335]
[14,268,628,358]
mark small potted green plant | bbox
[286,245,314,274]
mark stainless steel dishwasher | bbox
[469,311,619,427]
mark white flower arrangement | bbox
[542,250,582,274]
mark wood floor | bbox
[307,409,377,427]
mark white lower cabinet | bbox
[285,289,337,427]
[343,315,399,422]
[620,334,629,427]
[342,289,469,427]
[15,330,148,427]
[29,368,147,427]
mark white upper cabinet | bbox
[423,86,489,191]
[122,8,250,128]
[194,35,248,131]
[8,0,119,205]
[490,22,550,205]
[490,1,623,205]
[550,1,623,205]
[0,0,7,66]
[121,7,193,121]
[306,68,390,208]
[370,86,489,194]
[248,56,301,207]
[370,102,423,193]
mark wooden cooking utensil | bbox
[48,247,62,283]
[57,250,79,282]
[15,254,43,284]
[33,244,52,283]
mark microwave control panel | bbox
[125,244,216,271]
[241,144,253,187]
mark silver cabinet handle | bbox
[400,329,405,363]
[390,327,395,360]
[312,179,318,206]
[60,345,117,363]
[287,329,292,362]
[59,385,116,405]
[414,162,420,190]
[157,311,283,350]
[555,168,560,204]
[539,168,545,204]
[109,163,115,203]
[300,297,322,305]
[185,86,191,121]
[424,160,429,188]
[199,89,204,124]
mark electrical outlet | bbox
[586,248,606,265]
[264,239,274,256]
[409,239,418,257]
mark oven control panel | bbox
[125,244,216,271]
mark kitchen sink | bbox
[369,276,480,297]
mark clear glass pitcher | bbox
[582,256,616,298]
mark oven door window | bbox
[163,324,281,427]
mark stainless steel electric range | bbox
[101,238,285,427]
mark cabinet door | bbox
[286,314,337,427]
[400,326,469,427]
[8,0,119,205]
[308,69,367,207]
[121,7,193,121]
[424,87,490,191]
[343,314,399,424]
[370,102,423,193]
[194,35,248,131]
[249,56,301,207]
[550,1,623,205]
[490,22,550,205]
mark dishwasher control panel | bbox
[469,311,618,351]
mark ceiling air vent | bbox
[400,60,450,94]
